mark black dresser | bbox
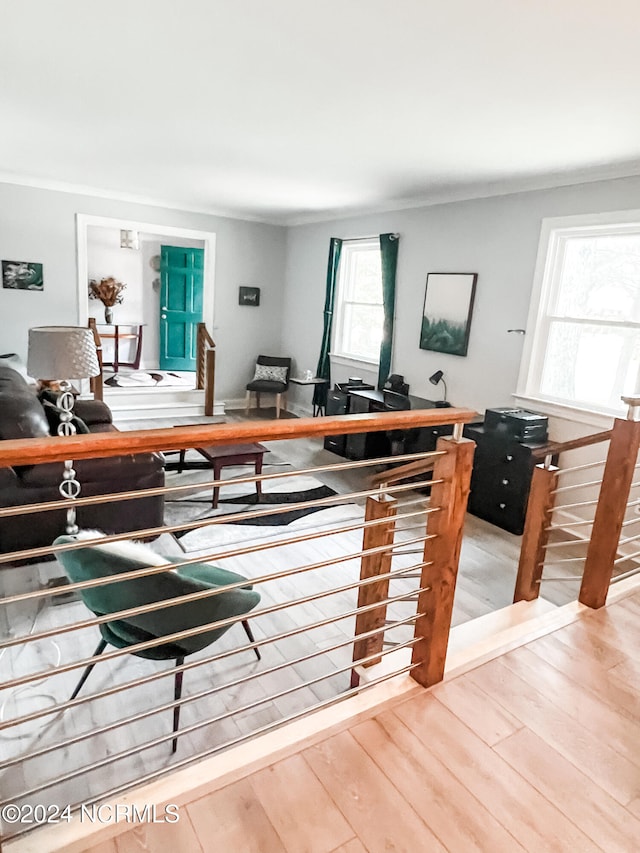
[464,422,552,535]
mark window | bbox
[332,239,383,363]
[519,212,640,417]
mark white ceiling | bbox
[2,0,640,224]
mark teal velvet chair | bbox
[54,534,261,752]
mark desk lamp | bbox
[429,370,448,406]
[28,326,100,534]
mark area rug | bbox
[104,370,194,388]
[163,452,363,553]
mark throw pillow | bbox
[253,363,288,383]
[41,400,90,434]
[0,353,37,386]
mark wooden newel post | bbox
[205,347,215,416]
[513,463,559,602]
[411,434,475,687]
[579,412,640,609]
[351,493,398,685]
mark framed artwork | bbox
[239,286,260,306]
[419,272,477,357]
[2,260,44,291]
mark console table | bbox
[98,324,144,372]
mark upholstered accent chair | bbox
[245,355,292,418]
[54,533,261,752]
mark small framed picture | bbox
[2,260,44,291]
[239,286,260,306]
[420,273,477,357]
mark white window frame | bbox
[516,208,640,427]
[331,238,383,367]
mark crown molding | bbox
[0,172,279,226]
[4,157,640,231]
[282,159,640,227]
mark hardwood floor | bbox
[102,587,640,853]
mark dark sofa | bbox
[0,365,165,556]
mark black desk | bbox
[324,388,451,461]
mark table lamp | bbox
[28,326,101,534]
[429,369,448,405]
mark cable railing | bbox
[514,395,640,606]
[0,406,476,842]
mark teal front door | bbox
[159,246,204,371]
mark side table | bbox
[98,324,144,372]
[289,377,329,416]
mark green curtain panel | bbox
[313,237,343,408]
[378,233,399,389]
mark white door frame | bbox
[75,213,216,344]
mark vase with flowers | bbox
[89,277,127,324]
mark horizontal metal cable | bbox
[614,549,640,564]
[551,478,604,495]
[621,515,640,528]
[536,576,583,582]
[0,532,433,653]
[0,585,425,732]
[555,459,607,477]
[543,538,589,550]
[1,503,435,607]
[542,556,587,565]
[2,636,421,803]
[3,661,421,842]
[617,532,640,546]
[545,518,595,531]
[0,475,442,566]
[610,565,640,584]
[550,498,599,511]
[0,610,422,769]
[0,570,432,694]
[0,449,445,519]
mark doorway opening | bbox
[76,215,216,387]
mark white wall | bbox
[282,175,640,434]
[0,182,286,400]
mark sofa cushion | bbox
[0,354,37,386]
[0,369,50,440]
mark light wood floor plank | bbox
[394,693,601,852]
[466,658,640,806]
[526,632,640,722]
[303,730,447,853]
[248,753,354,853]
[329,840,368,853]
[430,673,524,746]
[499,645,640,768]
[495,727,640,853]
[351,713,525,852]
[113,813,204,853]
[186,777,286,853]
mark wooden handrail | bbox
[87,318,104,402]
[196,322,216,415]
[0,408,478,467]
[530,429,613,459]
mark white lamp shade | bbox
[28,326,100,380]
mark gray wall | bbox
[282,176,640,418]
[0,182,286,400]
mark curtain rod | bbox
[340,233,399,242]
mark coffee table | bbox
[179,442,267,508]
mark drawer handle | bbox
[505,455,513,462]
[502,478,509,485]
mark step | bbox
[103,387,225,421]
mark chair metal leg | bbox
[242,619,261,660]
[172,656,185,753]
[69,638,107,701]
